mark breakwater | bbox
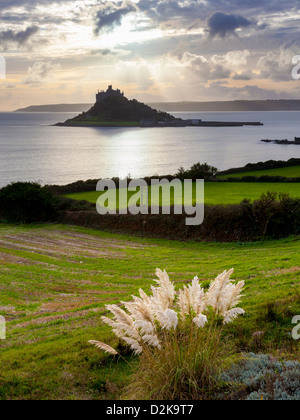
[56,119,264,128]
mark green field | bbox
[65,182,300,207]
[0,223,299,400]
[218,166,300,179]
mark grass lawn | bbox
[218,166,300,179]
[64,182,300,207]
[0,223,299,400]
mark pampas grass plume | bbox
[88,340,118,355]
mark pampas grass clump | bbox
[89,268,245,399]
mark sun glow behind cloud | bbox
[94,14,164,49]
[1,0,300,110]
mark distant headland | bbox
[14,98,300,113]
[14,104,92,113]
[54,86,263,128]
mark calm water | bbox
[0,111,299,187]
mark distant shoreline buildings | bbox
[261,137,300,145]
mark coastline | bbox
[13,99,300,113]
[54,122,140,128]
[55,120,264,128]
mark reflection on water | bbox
[0,111,299,187]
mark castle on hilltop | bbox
[96,85,124,103]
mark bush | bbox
[175,162,218,180]
[220,353,300,400]
[0,182,55,223]
[57,193,300,242]
[253,192,300,237]
[89,268,245,399]
[218,158,300,176]
[53,196,95,212]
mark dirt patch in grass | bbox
[0,226,142,328]
[38,300,97,313]
[12,307,104,329]
[0,228,148,261]
[0,250,61,269]
[61,230,153,249]
[264,266,300,276]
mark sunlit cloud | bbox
[23,61,62,84]
[1,0,300,110]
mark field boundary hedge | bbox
[46,159,300,196]
[56,194,300,242]
[218,158,300,175]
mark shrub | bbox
[252,191,279,236]
[218,158,300,176]
[89,268,245,399]
[253,192,300,237]
[57,193,300,242]
[0,182,55,223]
[53,196,95,212]
[175,162,218,180]
[221,353,300,400]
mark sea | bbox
[0,111,299,187]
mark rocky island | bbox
[55,86,263,128]
[261,137,300,145]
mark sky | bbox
[1,0,300,110]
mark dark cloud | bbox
[196,0,300,15]
[0,0,297,13]
[0,25,39,47]
[94,1,138,34]
[1,0,298,48]
[207,12,252,38]
[0,0,73,11]
[90,48,114,56]
[137,0,202,26]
